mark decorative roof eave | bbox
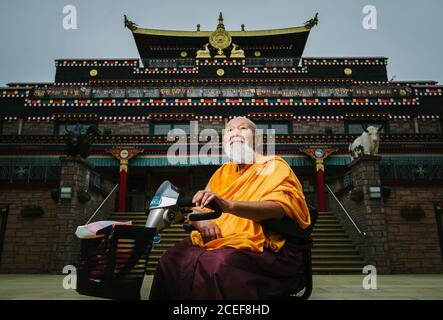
[3,114,441,123]
[54,113,99,121]
[131,25,312,38]
[90,78,356,86]
[125,13,317,59]
[24,97,420,107]
[0,88,30,98]
[412,85,443,96]
[303,57,388,66]
[1,133,443,146]
[394,81,439,86]
[55,59,139,67]
[126,12,318,37]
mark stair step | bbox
[313,265,364,269]
[312,249,361,255]
[159,235,188,239]
[312,228,346,233]
[312,238,352,242]
[314,224,343,228]
[313,267,363,273]
[315,217,339,220]
[311,233,348,238]
[313,245,357,251]
[313,255,365,261]
[153,237,186,243]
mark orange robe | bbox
[190,155,311,252]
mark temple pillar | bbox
[315,158,326,211]
[300,148,338,212]
[107,149,143,212]
[118,163,128,212]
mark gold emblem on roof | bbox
[209,13,232,58]
[196,13,245,59]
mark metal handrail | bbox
[325,183,366,236]
[86,184,119,224]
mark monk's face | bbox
[223,118,256,164]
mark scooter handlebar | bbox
[176,196,223,221]
[176,196,194,208]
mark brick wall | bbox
[0,157,116,274]
[328,156,443,274]
[292,120,345,134]
[0,188,58,273]
[383,186,443,273]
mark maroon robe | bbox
[149,238,303,300]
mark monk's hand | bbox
[192,220,222,243]
[192,190,231,212]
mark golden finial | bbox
[209,12,232,58]
[217,12,225,29]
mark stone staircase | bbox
[312,211,366,274]
[109,211,366,275]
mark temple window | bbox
[151,122,190,135]
[255,122,291,134]
[54,121,99,135]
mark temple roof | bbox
[125,13,318,60]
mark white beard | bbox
[224,141,255,164]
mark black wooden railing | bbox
[380,160,443,181]
[0,165,61,183]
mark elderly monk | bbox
[149,117,311,300]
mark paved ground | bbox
[0,274,442,300]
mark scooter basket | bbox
[76,225,156,300]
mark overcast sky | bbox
[0,0,442,86]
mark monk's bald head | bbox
[225,117,257,132]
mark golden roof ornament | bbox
[230,43,245,58]
[304,13,319,30]
[196,43,211,58]
[209,12,232,58]
[124,15,138,31]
